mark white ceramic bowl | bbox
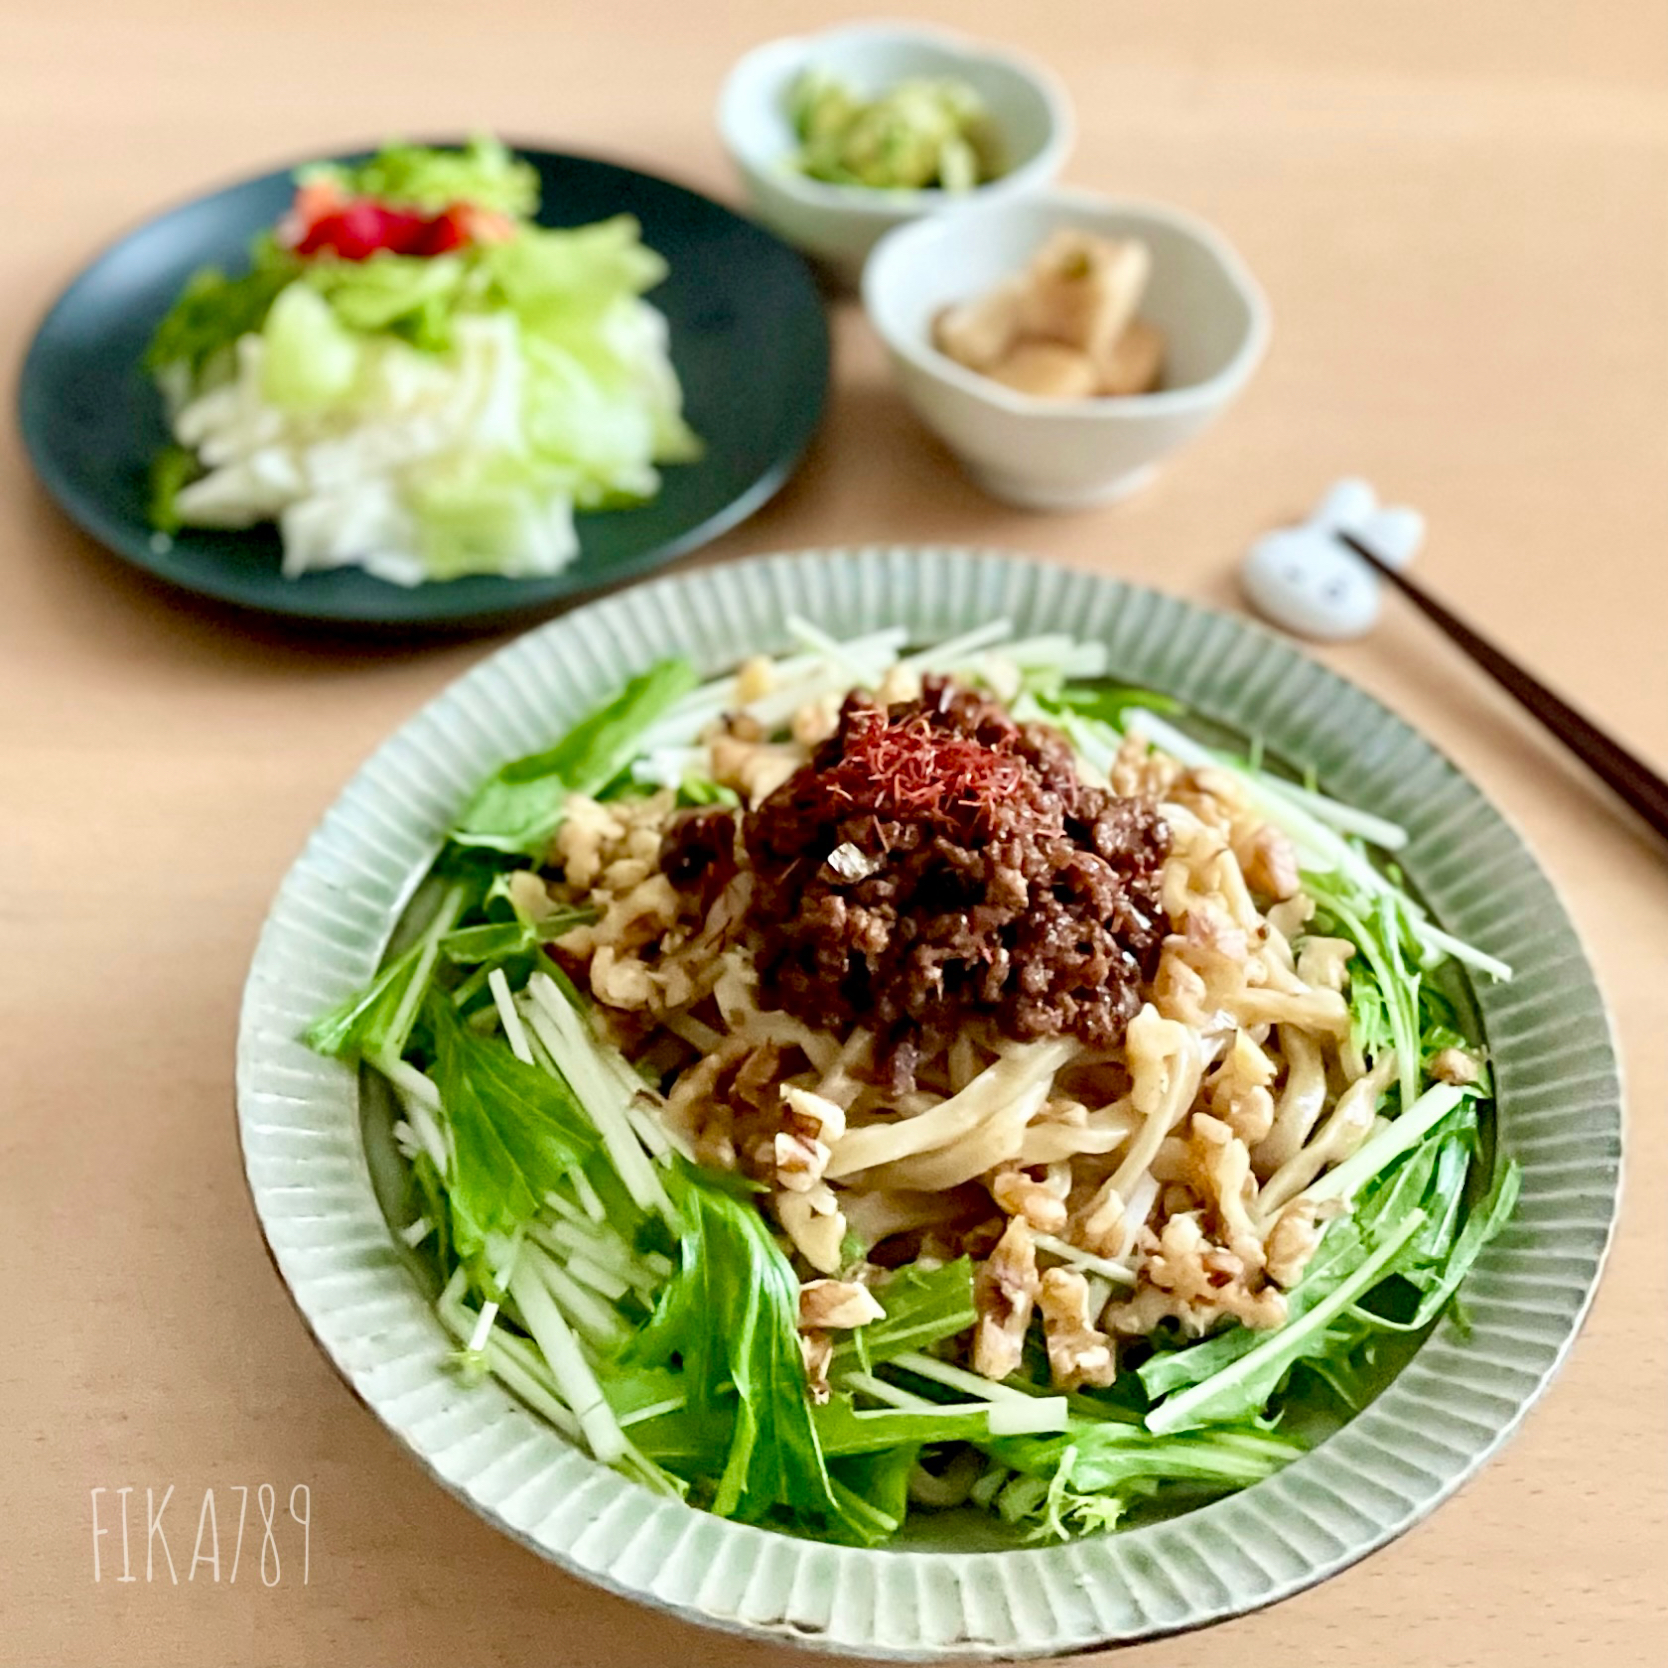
[863,190,1271,508]
[717,20,1073,285]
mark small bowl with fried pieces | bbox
[862,188,1270,508]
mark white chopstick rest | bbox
[1240,477,1426,641]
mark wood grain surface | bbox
[3,3,1664,1664]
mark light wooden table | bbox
[4,3,1665,1663]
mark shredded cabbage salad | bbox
[146,138,700,585]
[307,623,1517,1545]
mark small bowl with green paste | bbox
[718,20,1073,284]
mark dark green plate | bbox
[17,144,829,629]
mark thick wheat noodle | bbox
[1209,846,1263,932]
[1017,1101,1140,1166]
[1252,1028,1328,1173]
[824,1040,1074,1180]
[860,1073,1056,1191]
[813,1028,875,1109]
[1255,1051,1399,1222]
[1227,986,1350,1033]
[1103,1031,1206,1203]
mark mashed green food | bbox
[787,70,1002,192]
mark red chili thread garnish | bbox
[817,708,1029,827]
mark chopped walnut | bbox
[551,790,674,893]
[774,1128,832,1193]
[1185,904,1250,964]
[1110,731,1182,800]
[1185,1112,1265,1274]
[799,1329,833,1404]
[771,1083,848,1194]
[873,664,924,707]
[662,1039,746,1145]
[589,945,656,1008]
[1430,1047,1481,1086]
[1241,825,1300,900]
[799,1278,885,1331]
[1039,1267,1117,1390]
[990,1164,1069,1234]
[710,730,802,806]
[551,795,625,890]
[557,872,683,966]
[1206,1031,1278,1146]
[782,1084,848,1143]
[1167,766,1249,837]
[790,694,842,748]
[735,654,776,703]
[1264,1196,1327,1288]
[506,868,558,922]
[1104,1214,1286,1337]
[972,1216,1040,1380]
[777,1185,847,1275]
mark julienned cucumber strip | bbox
[1305,1085,1467,1208]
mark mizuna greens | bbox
[307,622,1517,1544]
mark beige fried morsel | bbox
[1039,1267,1117,1389]
[989,1162,1069,1233]
[1020,228,1151,361]
[1431,1046,1482,1086]
[776,1183,847,1276]
[972,1216,1041,1379]
[1104,1213,1287,1337]
[1184,1111,1266,1274]
[798,1279,885,1331]
[1097,316,1166,397]
[798,1330,834,1405]
[1264,1196,1330,1289]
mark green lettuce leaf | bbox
[983,1417,1302,1540]
[144,238,301,378]
[627,1162,848,1532]
[147,445,198,534]
[426,991,598,1260]
[830,1259,976,1372]
[299,250,475,348]
[300,135,540,217]
[260,282,361,410]
[451,658,699,854]
[303,940,425,1060]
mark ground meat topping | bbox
[741,678,1169,1082]
[658,804,739,907]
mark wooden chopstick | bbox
[1335,530,1668,843]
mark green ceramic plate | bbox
[237,549,1621,1656]
[17,146,828,629]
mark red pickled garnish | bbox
[289,191,501,261]
[820,706,1029,827]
